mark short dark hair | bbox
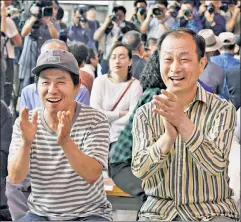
[154,0,168,8]
[157,28,206,61]
[113,5,127,15]
[86,47,96,64]
[68,43,88,67]
[122,30,143,51]
[35,71,79,88]
[134,0,147,7]
[108,42,132,81]
[222,44,236,51]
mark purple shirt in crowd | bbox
[20,83,90,111]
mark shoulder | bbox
[93,74,108,83]
[79,85,89,93]
[22,84,36,94]
[134,101,153,120]
[78,103,108,123]
[207,92,236,115]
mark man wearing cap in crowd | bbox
[210,31,240,100]
[198,29,225,95]
[7,49,112,221]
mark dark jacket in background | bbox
[226,65,241,110]
[132,54,146,80]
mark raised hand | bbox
[57,111,72,146]
[19,108,38,145]
[152,89,185,128]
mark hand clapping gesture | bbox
[20,108,38,145]
[57,111,72,145]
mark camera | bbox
[137,6,147,16]
[110,13,120,21]
[206,3,215,14]
[183,9,192,17]
[79,15,88,23]
[169,4,180,18]
[32,1,53,20]
[153,7,163,16]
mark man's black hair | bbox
[134,0,147,7]
[113,5,127,15]
[154,0,168,8]
[68,43,88,67]
[157,28,206,60]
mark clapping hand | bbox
[20,108,38,145]
[57,111,72,145]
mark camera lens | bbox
[153,7,163,16]
[183,9,192,17]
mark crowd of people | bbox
[0,0,240,221]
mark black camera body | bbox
[207,3,215,14]
[137,6,147,16]
[33,1,53,20]
[79,15,88,23]
[110,13,120,22]
[183,9,192,17]
[153,7,163,16]
[169,4,180,18]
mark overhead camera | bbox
[206,3,215,14]
[137,6,147,16]
[183,9,192,17]
[153,7,163,16]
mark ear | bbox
[199,56,207,73]
[129,58,132,67]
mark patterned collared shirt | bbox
[131,84,239,221]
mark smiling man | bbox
[7,49,112,221]
[131,28,239,221]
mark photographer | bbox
[140,0,175,40]
[19,0,59,92]
[1,0,22,107]
[129,0,147,31]
[172,1,202,32]
[94,5,136,74]
[198,0,226,35]
[67,6,95,49]
[225,1,240,40]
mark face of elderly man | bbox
[159,32,207,94]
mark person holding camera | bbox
[18,0,59,95]
[67,7,95,49]
[140,0,175,40]
[129,0,147,31]
[225,0,240,40]
[1,0,22,107]
[198,0,226,36]
[94,5,136,74]
[172,1,203,32]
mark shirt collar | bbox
[194,83,208,104]
[185,83,208,112]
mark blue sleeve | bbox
[75,86,90,106]
[20,89,30,111]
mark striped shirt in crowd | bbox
[8,103,112,221]
[131,84,239,221]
